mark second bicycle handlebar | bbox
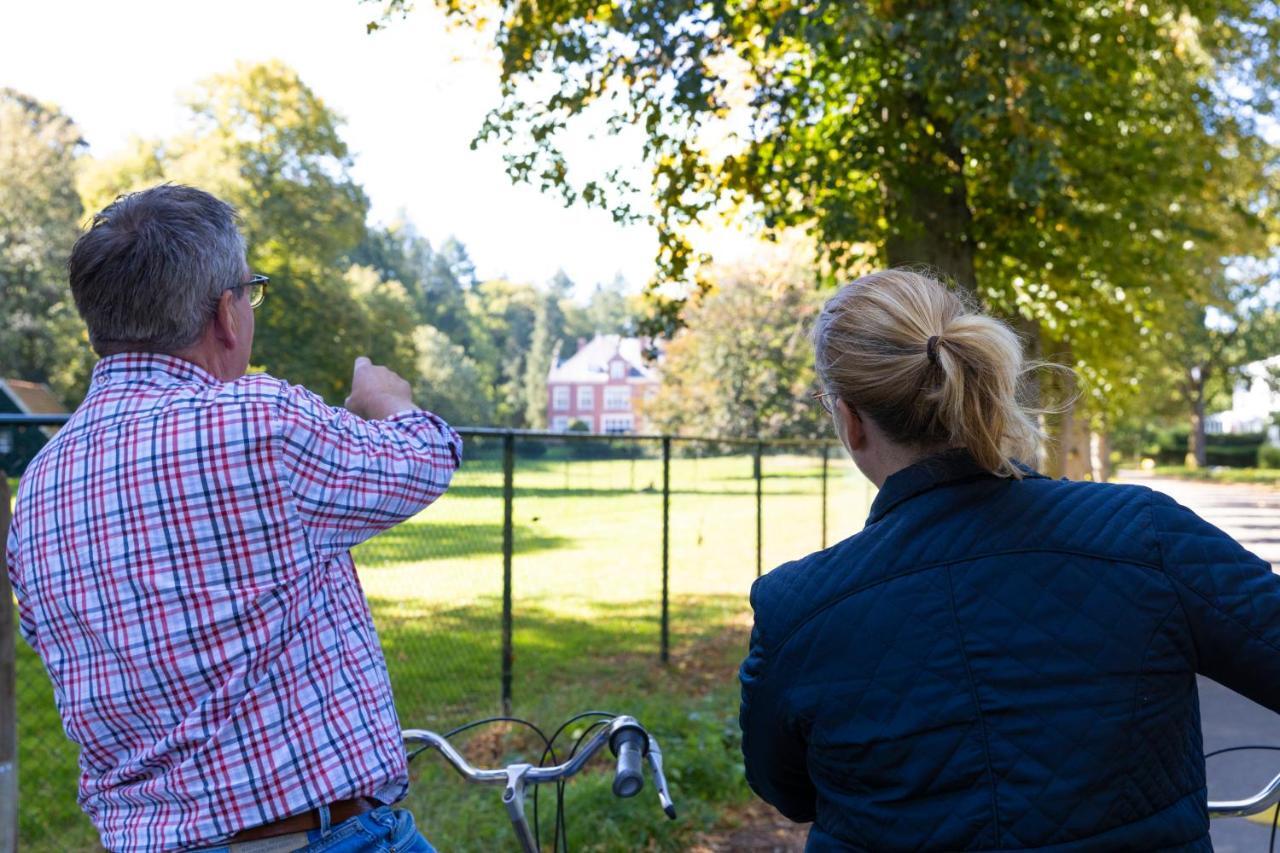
[404,714,676,853]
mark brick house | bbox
[546,335,661,433]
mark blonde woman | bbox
[739,269,1279,851]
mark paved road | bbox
[1120,474,1280,851]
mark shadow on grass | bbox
[370,593,751,728]
[354,521,571,568]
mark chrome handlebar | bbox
[1208,770,1280,819]
[403,715,676,853]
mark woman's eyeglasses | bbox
[812,391,838,414]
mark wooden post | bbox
[1,475,16,853]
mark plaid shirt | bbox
[6,353,462,851]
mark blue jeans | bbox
[192,804,436,852]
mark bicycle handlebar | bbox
[403,714,675,853]
[1208,770,1280,819]
[403,715,655,786]
[609,724,646,798]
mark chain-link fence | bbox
[3,418,873,850]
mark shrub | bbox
[1206,445,1263,468]
[1259,444,1280,470]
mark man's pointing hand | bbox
[344,356,417,420]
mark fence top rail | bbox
[0,413,840,449]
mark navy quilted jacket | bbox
[739,449,1280,851]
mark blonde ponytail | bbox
[813,269,1044,479]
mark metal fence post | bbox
[1,475,16,853]
[755,441,763,579]
[501,433,515,716]
[821,445,829,549]
[660,437,671,664]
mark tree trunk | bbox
[1056,396,1092,481]
[881,165,977,293]
[1187,396,1208,469]
[880,97,977,293]
[1090,430,1112,483]
[1183,367,1209,469]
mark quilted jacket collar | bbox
[866,448,1048,524]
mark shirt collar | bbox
[91,352,222,388]
[866,447,1048,525]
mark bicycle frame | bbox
[404,715,675,853]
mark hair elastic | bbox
[926,335,941,365]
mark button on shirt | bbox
[6,353,463,851]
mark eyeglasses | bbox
[233,274,269,309]
[812,390,838,414]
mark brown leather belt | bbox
[228,797,380,844]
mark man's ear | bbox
[211,289,240,351]
[837,399,867,451]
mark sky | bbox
[0,0,661,295]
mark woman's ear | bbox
[837,399,866,451]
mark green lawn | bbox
[1128,465,1280,486]
[13,444,872,851]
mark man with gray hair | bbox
[6,184,461,851]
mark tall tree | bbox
[1155,271,1280,468]
[0,90,93,402]
[352,222,471,340]
[367,0,1279,432]
[522,296,562,429]
[648,259,828,439]
[521,274,574,427]
[81,62,380,401]
[465,279,542,425]
[413,325,496,426]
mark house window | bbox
[602,416,633,434]
[577,386,594,410]
[0,429,11,455]
[610,362,626,380]
[552,416,570,432]
[604,386,630,411]
[552,386,570,410]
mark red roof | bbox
[1,379,68,415]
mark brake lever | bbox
[646,734,677,819]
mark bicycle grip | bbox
[611,728,646,798]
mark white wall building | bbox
[1205,355,1280,444]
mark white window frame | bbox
[0,429,12,455]
[577,386,595,410]
[604,386,631,411]
[602,415,633,435]
[552,385,570,411]
[610,361,626,380]
[552,416,570,432]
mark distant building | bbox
[0,378,68,474]
[546,335,661,434]
[1205,355,1280,444]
